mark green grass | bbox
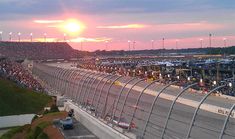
[26,121,50,139]
[0,126,24,139]
[36,132,49,139]
[0,122,50,139]
[0,78,51,116]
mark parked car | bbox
[60,117,74,130]
[83,100,96,112]
[87,105,96,112]
[105,115,136,129]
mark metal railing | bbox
[32,63,235,139]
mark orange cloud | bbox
[11,37,103,43]
[34,19,86,36]
[7,37,60,42]
[97,24,147,29]
[34,37,59,42]
[34,20,64,24]
[70,37,111,42]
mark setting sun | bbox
[65,22,81,33]
[63,19,85,35]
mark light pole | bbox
[151,40,154,49]
[209,33,212,47]
[18,32,21,42]
[132,41,136,50]
[200,38,203,48]
[223,38,227,47]
[44,33,47,42]
[162,38,165,49]
[0,31,2,41]
[175,39,179,49]
[128,40,131,51]
[162,38,165,56]
[30,33,33,42]
[64,33,66,42]
[9,32,12,41]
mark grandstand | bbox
[0,41,81,60]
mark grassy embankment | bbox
[0,77,51,116]
[0,77,65,139]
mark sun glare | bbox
[63,19,85,35]
[65,22,81,33]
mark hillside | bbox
[0,78,51,116]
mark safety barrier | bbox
[32,63,235,139]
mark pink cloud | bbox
[96,22,223,32]
[33,20,64,24]
[70,37,111,43]
[97,24,147,29]
[151,22,224,32]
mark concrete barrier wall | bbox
[64,101,130,139]
[0,114,35,128]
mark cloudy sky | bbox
[0,0,235,51]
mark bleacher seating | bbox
[0,59,43,92]
[0,41,79,60]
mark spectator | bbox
[0,59,43,92]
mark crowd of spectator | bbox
[76,58,235,97]
[0,59,43,92]
[0,42,81,60]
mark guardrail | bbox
[32,63,235,139]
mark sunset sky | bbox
[0,0,235,51]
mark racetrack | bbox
[34,62,235,139]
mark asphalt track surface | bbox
[55,118,98,139]
[45,63,235,139]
